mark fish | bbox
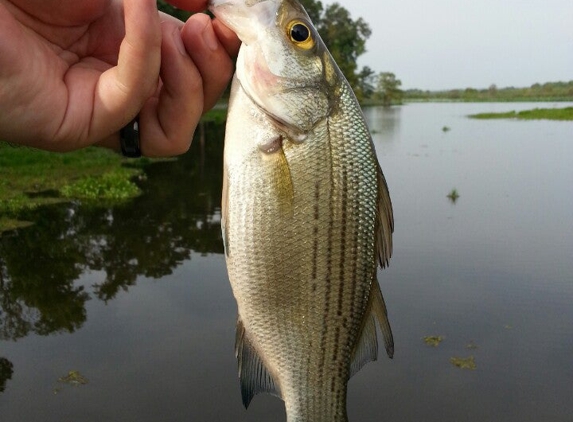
[209,0,395,421]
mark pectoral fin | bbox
[221,164,229,257]
[260,136,294,217]
[235,317,282,408]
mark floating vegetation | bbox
[447,188,460,203]
[58,370,88,386]
[60,168,141,202]
[450,356,476,370]
[466,341,479,350]
[442,126,451,132]
[423,335,444,347]
[468,107,573,121]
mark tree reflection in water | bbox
[0,121,225,342]
[0,357,14,392]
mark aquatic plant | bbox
[450,356,476,370]
[447,189,460,203]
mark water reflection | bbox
[0,357,13,393]
[0,121,226,342]
[362,105,401,143]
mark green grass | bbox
[201,107,228,124]
[0,143,145,232]
[469,107,573,121]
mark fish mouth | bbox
[208,0,278,44]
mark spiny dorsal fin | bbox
[235,317,282,408]
[376,164,394,268]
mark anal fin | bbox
[350,314,378,377]
[371,280,394,358]
[235,317,282,408]
[350,280,394,378]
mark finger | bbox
[181,13,235,111]
[213,18,241,57]
[138,21,203,157]
[90,0,161,142]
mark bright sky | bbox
[326,0,573,90]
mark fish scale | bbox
[212,0,394,421]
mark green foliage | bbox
[447,189,460,204]
[60,169,142,201]
[404,81,573,102]
[469,107,573,121]
[156,0,191,20]
[300,0,371,98]
[356,66,377,100]
[201,108,228,125]
[300,0,323,22]
[375,72,404,106]
[0,143,145,229]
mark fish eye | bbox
[287,21,315,50]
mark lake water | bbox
[1,103,572,421]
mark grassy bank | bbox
[468,107,573,121]
[0,144,148,233]
[404,81,573,103]
[0,111,228,234]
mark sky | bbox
[324,0,573,90]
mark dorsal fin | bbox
[376,164,394,268]
[235,317,282,408]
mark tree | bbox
[157,0,191,21]
[356,66,377,100]
[376,72,403,106]
[300,0,323,23]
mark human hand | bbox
[0,0,240,156]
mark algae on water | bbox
[423,336,444,347]
[450,356,476,370]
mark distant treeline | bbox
[404,81,573,102]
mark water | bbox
[1,103,572,421]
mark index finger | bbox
[90,0,161,141]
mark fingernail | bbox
[202,22,219,52]
[172,28,187,56]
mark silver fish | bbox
[210,0,394,420]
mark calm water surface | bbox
[1,103,572,421]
